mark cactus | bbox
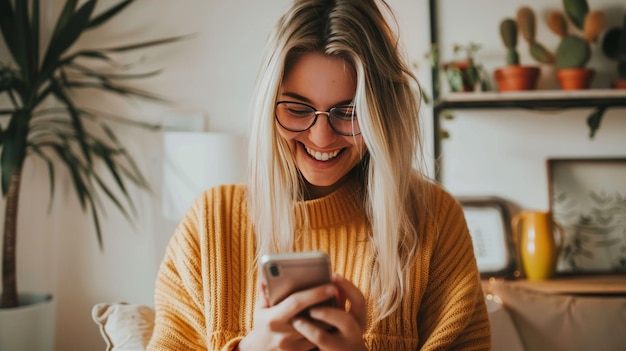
[545,0,605,69]
[583,11,606,43]
[547,11,568,37]
[563,0,589,30]
[602,15,626,79]
[500,19,519,65]
[516,7,555,64]
[556,35,591,68]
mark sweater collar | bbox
[295,176,366,228]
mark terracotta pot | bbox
[556,68,595,90]
[611,79,626,89]
[494,65,541,92]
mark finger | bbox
[273,284,338,323]
[332,274,367,329]
[291,317,331,345]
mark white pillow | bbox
[92,302,155,351]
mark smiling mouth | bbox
[304,145,341,161]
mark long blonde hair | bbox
[248,0,427,322]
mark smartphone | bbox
[260,251,336,308]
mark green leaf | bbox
[86,0,134,29]
[586,107,607,139]
[86,195,103,250]
[99,124,148,188]
[0,0,19,65]
[89,161,136,223]
[49,79,92,166]
[41,0,96,77]
[63,50,115,65]
[98,35,191,53]
[14,0,34,84]
[65,80,167,101]
[49,143,89,210]
[93,142,128,195]
[48,0,79,45]
[29,145,56,212]
[69,63,164,80]
[445,68,464,92]
[30,0,40,82]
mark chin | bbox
[302,174,340,187]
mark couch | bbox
[92,278,626,351]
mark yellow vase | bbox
[512,211,564,281]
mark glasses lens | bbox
[276,102,315,132]
[330,106,359,135]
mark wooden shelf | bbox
[435,90,626,111]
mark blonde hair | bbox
[248,0,428,322]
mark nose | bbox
[308,113,337,146]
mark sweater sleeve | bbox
[417,191,491,351]
[146,197,209,350]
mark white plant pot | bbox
[0,293,56,351]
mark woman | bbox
[148,0,490,350]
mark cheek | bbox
[275,123,299,151]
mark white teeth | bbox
[305,146,340,161]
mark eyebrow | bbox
[280,91,354,106]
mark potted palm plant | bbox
[0,0,182,348]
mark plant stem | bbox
[0,172,22,308]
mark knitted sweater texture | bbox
[147,179,490,350]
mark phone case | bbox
[260,251,333,306]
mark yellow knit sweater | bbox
[147,179,491,350]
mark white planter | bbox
[0,294,56,351]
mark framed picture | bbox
[548,158,626,274]
[458,197,518,279]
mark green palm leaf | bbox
[86,0,133,29]
[41,0,96,77]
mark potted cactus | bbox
[547,0,606,90]
[601,15,626,89]
[494,7,553,91]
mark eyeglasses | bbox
[275,101,360,136]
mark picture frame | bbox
[458,196,518,279]
[548,158,626,275]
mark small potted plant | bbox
[441,43,490,93]
[601,15,626,89]
[494,7,553,91]
[547,0,606,90]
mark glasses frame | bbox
[275,100,361,136]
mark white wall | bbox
[3,1,430,350]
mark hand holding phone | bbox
[241,253,367,351]
[260,251,337,307]
[260,251,338,331]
